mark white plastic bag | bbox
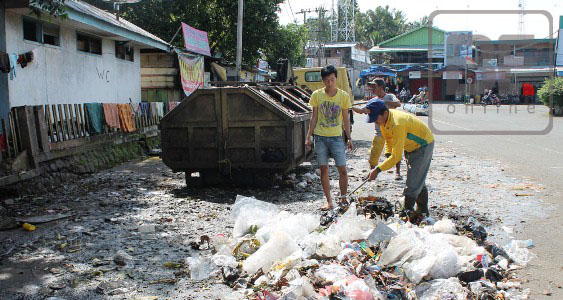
[377,229,424,267]
[416,278,469,300]
[186,256,218,280]
[429,218,456,234]
[326,203,372,242]
[314,264,351,285]
[503,240,536,266]
[255,211,319,245]
[242,231,299,274]
[232,195,279,238]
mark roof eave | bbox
[65,6,170,52]
[377,25,445,47]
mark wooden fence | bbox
[1,103,163,163]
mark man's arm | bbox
[305,107,318,148]
[378,126,406,171]
[342,107,352,149]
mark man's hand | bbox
[368,168,380,181]
[346,139,353,151]
[305,135,312,149]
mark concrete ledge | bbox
[0,169,40,187]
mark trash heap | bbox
[186,195,535,300]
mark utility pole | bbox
[236,0,243,81]
[318,8,323,67]
[297,7,327,67]
[296,9,312,25]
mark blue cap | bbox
[365,100,386,123]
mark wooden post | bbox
[34,106,50,153]
[64,104,75,139]
[1,118,9,159]
[45,105,55,143]
[15,106,40,168]
[74,104,82,137]
[52,105,62,142]
[57,104,66,141]
[8,111,18,155]
[83,104,90,136]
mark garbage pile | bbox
[402,104,429,116]
[186,195,535,300]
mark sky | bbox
[278,0,562,42]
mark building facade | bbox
[0,0,169,120]
[474,37,555,101]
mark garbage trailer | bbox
[159,84,312,187]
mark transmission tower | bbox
[518,0,526,37]
[330,0,355,42]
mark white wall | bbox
[4,11,141,107]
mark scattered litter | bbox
[503,240,537,266]
[22,223,36,231]
[180,194,533,299]
[113,250,133,266]
[502,226,514,234]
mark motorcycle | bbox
[482,92,501,107]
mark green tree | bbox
[28,0,67,18]
[354,7,429,48]
[116,0,283,67]
[265,23,308,67]
[538,78,563,115]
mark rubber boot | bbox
[415,186,429,215]
[403,195,416,211]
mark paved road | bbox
[352,103,562,299]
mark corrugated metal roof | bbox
[377,26,445,48]
[65,0,168,48]
[323,42,369,49]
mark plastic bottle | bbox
[512,239,534,248]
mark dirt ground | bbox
[0,138,553,299]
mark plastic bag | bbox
[285,277,316,298]
[367,221,397,246]
[416,278,469,300]
[242,231,299,274]
[302,231,342,258]
[429,218,456,234]
[211,254,238,268]
[503,240,536,266]
[377,229,424,267]
[314,264,351,285]
[256,211,319,245]
[186,256,218,280]
[326,203,373,243]
[232,195,279,238]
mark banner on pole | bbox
[178,52,204,97]
[181,23,211,56]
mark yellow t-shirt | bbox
[310,88,351,137]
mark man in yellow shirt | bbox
[365,99,435,220]
[353,78,402,179]
[305,65,353,210]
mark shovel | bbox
[336,177,370,200]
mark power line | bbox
[287,0,296,22]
